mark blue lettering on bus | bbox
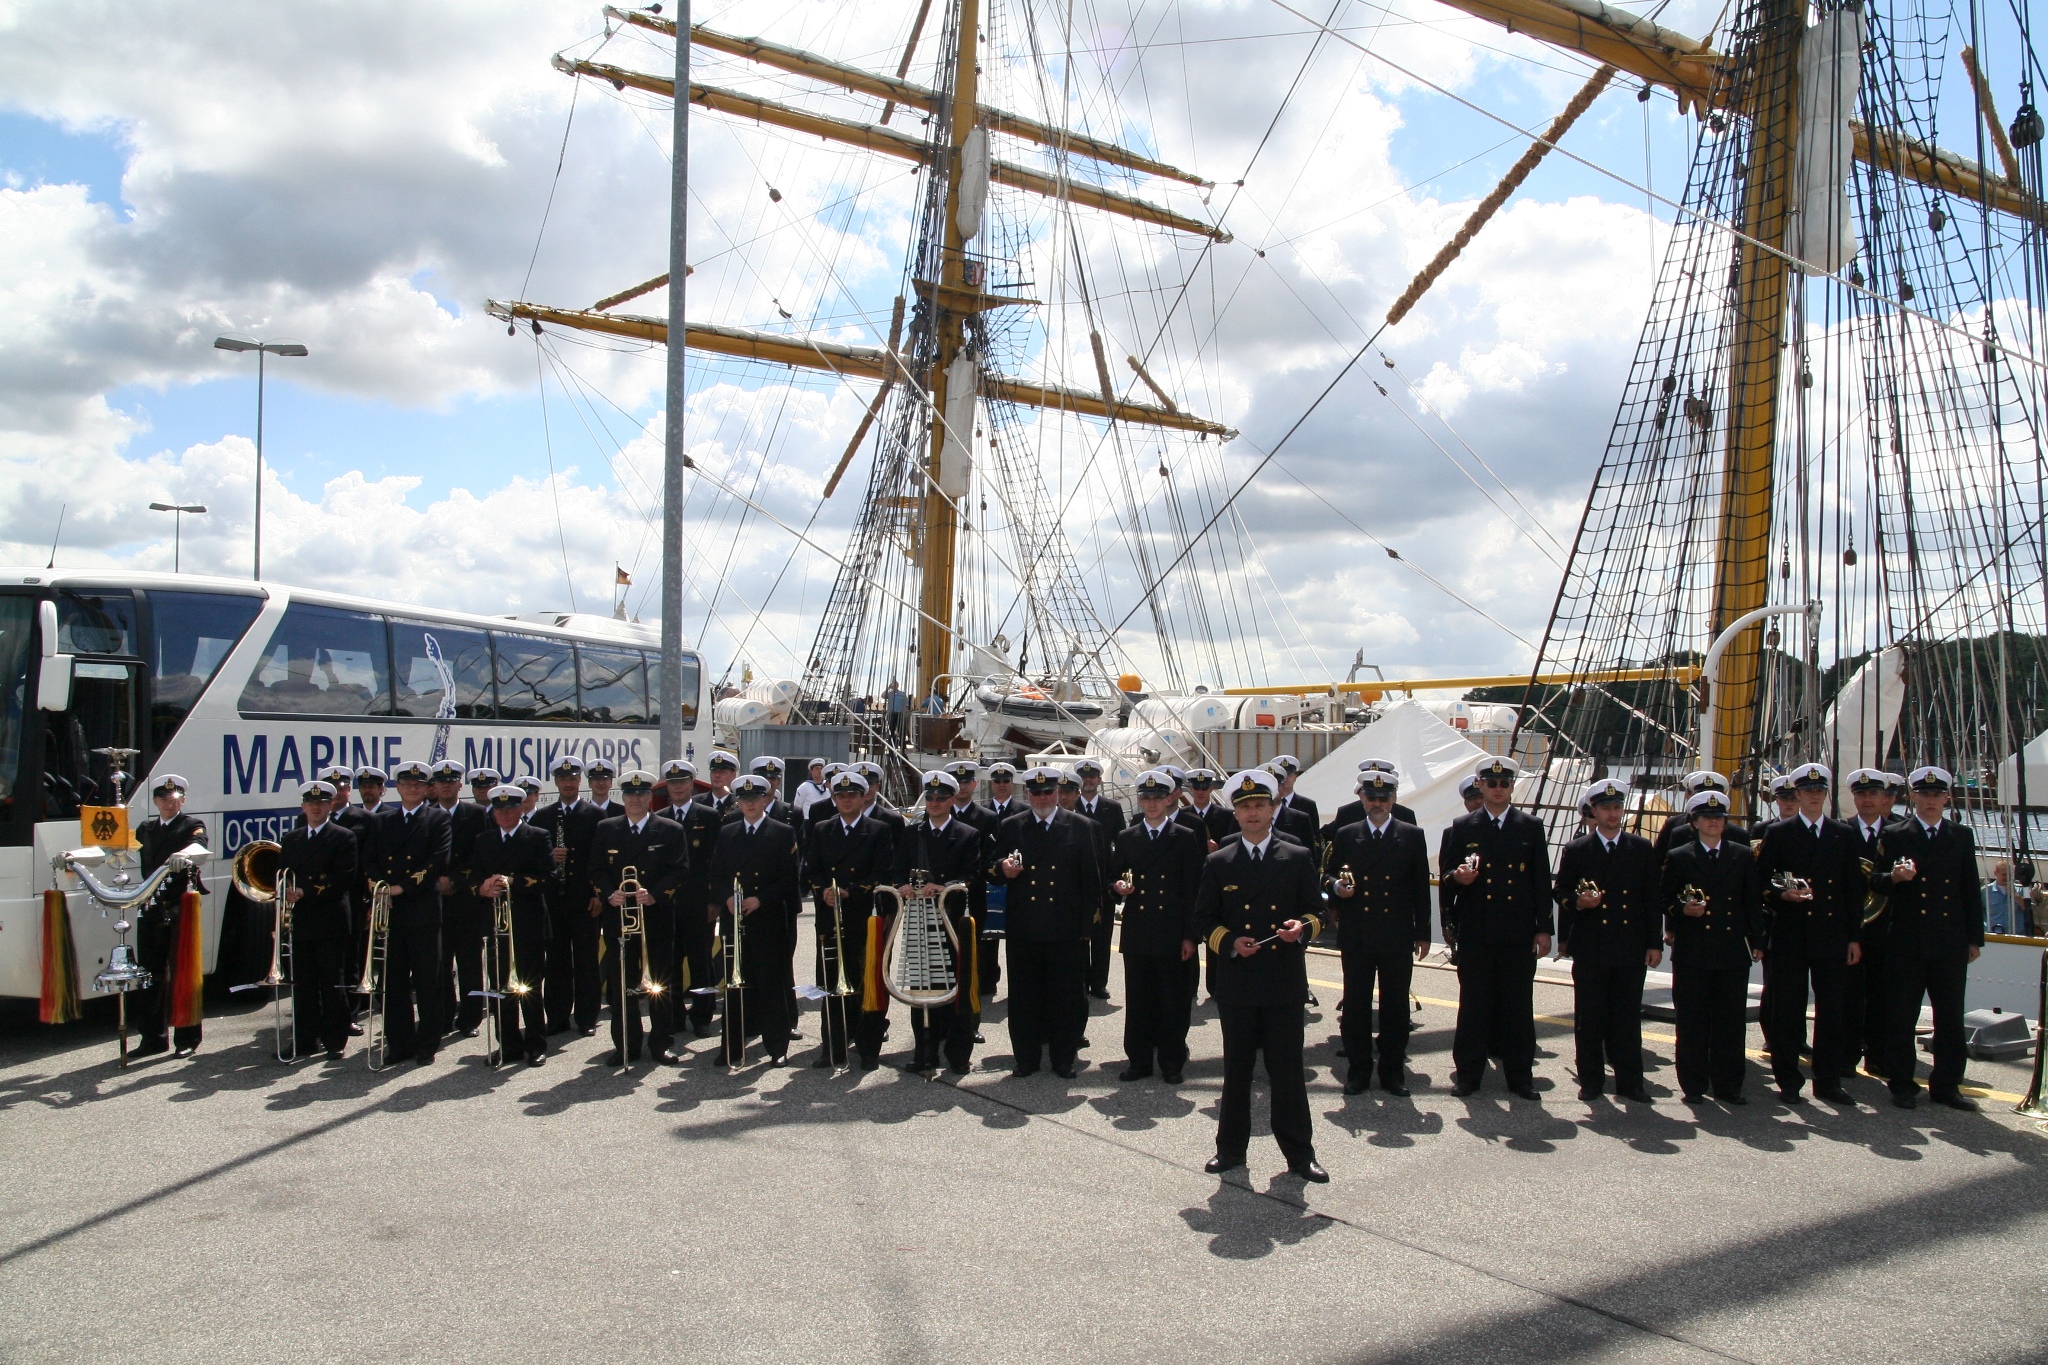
[273,735,304,792]
[385,735,404,769]
[224,734,268,795]
[222,807,300,853]
[310,735,334,771]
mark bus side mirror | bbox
[37,599,73,711]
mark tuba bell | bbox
[231,840,282,902]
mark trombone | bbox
[801,877,858,1068]
[614,865,646,1069]
[230,840,297,1063]
[471,884,534,1067]
[356,879,393,1071]
[720,874,748,1068]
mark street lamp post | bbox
[213,335,308,580]
[147,502,208,572]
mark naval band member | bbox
[891,770,989,1074]
[363,760,453,1065]
[709,773,802,1066]
[1108,770,1204,1083]
[995,767,1102,1078]
[1552,779,1660,1103]
[587,770,690,1067]
[1324,767,1431,1096]
[1870,766,1984,1110]
[663,759,724,1039]
[1661,790,1765,1104]
[1753,763,1863,1105]
[806,770,896,1069]
[464,783,555,1066]
[1196,769,1328,1183]
[132,774,209,1058]
[277,780,359,1060]
[1440,755,1552,1099]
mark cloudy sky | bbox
[0,0,2019,692]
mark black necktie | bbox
[1373,826,1383,840]
[1250,846,1262,863]
[1150,827,1159,841]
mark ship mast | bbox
[1707,0,1803,790]
[917,0,981,702]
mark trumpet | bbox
[230,839,297,1063]
[1576,878,1602,902]
[1676,884,1709,916]
[1771,871,1812,897]
[357,879,393,1071]
[1337,865,1356,895]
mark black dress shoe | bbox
[1451,1079,1479,1097]
[1681,1092,1706,1104]
[860,1055,879,1071]
[1204,1154,1245,1174]
[528,1051,546,1067]
[1161,1069,1185,1085]
[1813,1084,1853,1104]
[1932,1092,1980,1112]
[1306,992,1320,1007]
[810,1055,831,1068]
[764,1055,787,1067]
[1509,1085,1541,1101]
[1088,987,1111,1001]
[602,1049,625,1067]
[692,1022,718,1038]
[1343,1075,1370,1095]
[1382,1081,1411,1098]
[546,1024,570,1037]
[132,1038,169,1057]
[1053,1063,1080,1079]
[1578,1086,1604,1102]
[347,1022,365,1037]
[973,1032,985,1044]
[1119,1066,1153,1082]
[1618,1085,1655,1104]
[1891,1090,1918,1109]
[1718,1092,1748,1105]
[325,1046,346,1062]
[486,1049,505,1068]
[415,1051,435,1067]
[652,1049,683,1066]
[579,1026,598,1038]
[1779,1088,1807,1104]
[1333,1044,1347,1058]
[174,1045,199,1059]
[1011,1064,1041,1078]
[1289,1159,1330,1183]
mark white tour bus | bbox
[0,568,703,1004]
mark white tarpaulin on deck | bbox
[1294,700,1491,847]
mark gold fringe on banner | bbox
[39,889,81,1024]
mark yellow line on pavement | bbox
[1306,977,2031,1105]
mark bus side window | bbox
[389,620,495,719]
[576,645,648,725]
[149,590,264,751]
[642,652,701,729]
[57,589,136,656]
[41,661,139,819]
[493,635,578,722]
[238,603,391,716]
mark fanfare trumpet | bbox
[1575,878,1602,901]
[357,879,393,1071]
[1676,884,1709,916]
[1770,871,1811,897]
[1337,866,1357,895]
[230,839,298,1063]
[876,870,968,1008]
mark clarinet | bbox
[552,809,567,886]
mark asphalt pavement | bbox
[3,942,2046,1364]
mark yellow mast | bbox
[1706,0,1803,800]
[917,0,981,701]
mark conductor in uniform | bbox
[587,770,690,1067]
[1552,779,1659,1103]
[1108,770,1204,1083]
[1840,768,1894,1077]
[132,774,209,1058]
[1753,762,1863,1105]
[1870,766,1984,1110]
[1196,769,1328,1182]
[1440,755,1551,1099]
[364,759,453,1066]
[278,779,358,1061]
[709,773,802,1066]
[464,783,555,1067]
[1324,767,1431,1096]
[995,767,1102,1078]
